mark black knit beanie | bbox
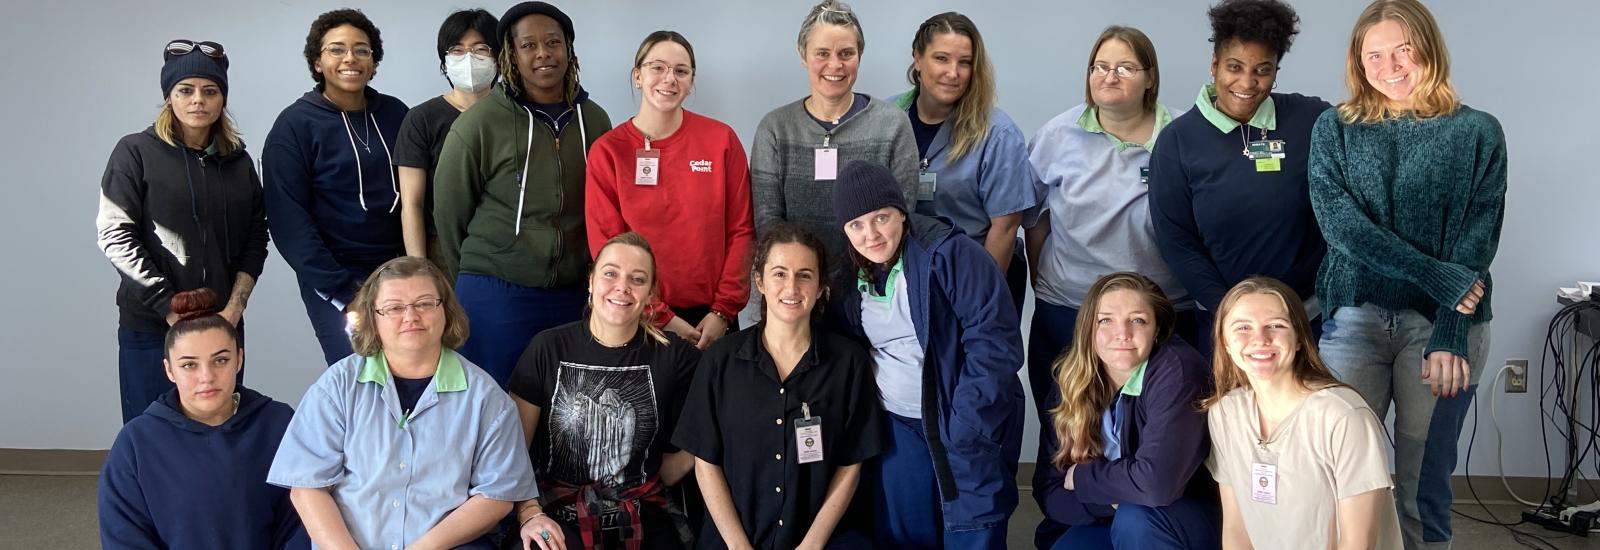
[832,160,908,226]
[160,42,230,98]
[499,2,574,49]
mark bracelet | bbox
[709,309,730,323]
[519,511,547,527]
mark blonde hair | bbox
[591,232,669,345]
[348,256,470,357]
[1084,26,1161,114]
[906,12,993,161]
[1336,0,1459,123]
[1200,277,1346,409]
[153,99,243,156]
[1049,272,1175,468]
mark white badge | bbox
[814,148,838,180]
[917,172,938,201]
[1250,462,1278,504]
[794,402,824,464]
[635,148,661,186]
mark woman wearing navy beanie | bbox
[434,1,611,387]
[833,159,1024,549]
[263,8,409,365]
[96,38,269,422]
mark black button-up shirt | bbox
[672,325,883,549]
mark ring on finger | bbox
[541,530,552,542]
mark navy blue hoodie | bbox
[263,86,408,307]
[98,387,307,549]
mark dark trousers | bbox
[118,322,246,423]
[1026,300,1197,549]
[871,413,1010,550]
[296,279,356,365]
[1048,496,1221,550]
[455,273,585,388]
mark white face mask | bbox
[444,53,496,93]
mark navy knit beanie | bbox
[160,41,229,98]
[832,160,908,226]
[499,2,574,50]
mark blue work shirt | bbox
[892,90,1039,243]
[268,349,537,550]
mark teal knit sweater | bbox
[1309,105,1507,359]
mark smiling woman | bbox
[1147,0,1333,359]
[269,256,537,550]
[263,8,410,365]
[433,1,613,389]
[584,31,754,352]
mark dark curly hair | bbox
[1207,0,1300,60]
[302,9,385,84]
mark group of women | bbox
[93,0,1507,548]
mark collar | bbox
[1119,360,1149,397]
[357,349,468,393]
[856,258,906,302]
[1077,104,1173,152]
[1194,83,1276,134]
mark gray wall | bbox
[2,0,1596,479]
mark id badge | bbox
[1139,167,1150,185]
[814,148,838,180]
[1246,140,1286,159]
[794,415,824,464]
[1250,462,1278,504]
[917,172,938,201]
[635,148,661,186]
[1254,157,1282,172]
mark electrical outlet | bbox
[1506,359,1528,393]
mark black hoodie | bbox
[96,128,270,332]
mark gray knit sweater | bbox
[750,95,919,278]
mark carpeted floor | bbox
[3,474,1594,549]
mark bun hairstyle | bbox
[163,288,240,356]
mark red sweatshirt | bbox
[586,110,754,325]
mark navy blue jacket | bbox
[98,387,307,550]
[262,86,408,307]
[1033,336,1215,526]
[838,214,1026,530]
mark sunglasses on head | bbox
[165,40,226,60]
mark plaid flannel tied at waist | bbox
[544,475,688,550]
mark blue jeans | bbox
[871,413,1010,550]
[455,273,585,388]
[118,327,170,423]
[296,278,357,365]
[1027,299,1198,549]
[1049,497,1221,550]
[1319,305,1489,550]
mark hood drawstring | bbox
[339,110,400,213]
[515,106,535,236]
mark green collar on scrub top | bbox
[357,349,468,393]
[1077,104,1174,152]
[1119,360,1149,397]
[856,258,906,303]
[1194,83,1276,134]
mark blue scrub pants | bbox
[296,277,357,365]
[872,413,1010,550]
[454,273,585,388]
[1048,497,1220,550]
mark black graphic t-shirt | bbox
[509,321,700,516]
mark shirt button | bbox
[398,462,407,470]
[779,519,785,526]
[391,545,399,550]
[775,486,783,493]
[776,418,783,425]
[392,500,400,508]
[779,388,785,394]
[775,453,782,460]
